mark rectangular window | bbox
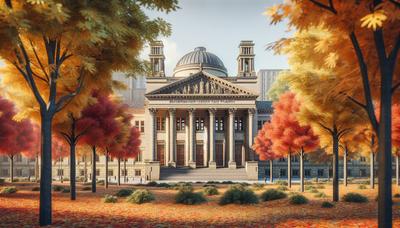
[108,170,114,176]
[96,169,100,176]
[80,169,84,176]
[278,157,285,162]
[291,156,299,162]
[360,156,366,162]
[305,169,311,177]
[57,169,64,176]
[141,121,145,132]
[348,169,352,177]
[292,169,299,177]
[195,118,204,131]
[280,169,286,177]
[257,120,263,130]
[135,121,140,129]
[234,119,238,130]
[16,154,22,162]
[360,169,367,177]
[176,118,186,131]
[195,119,199,130]
[218,118,224,131]
[265,168,270,176]
[16,169,23,176]
[135,169,141,176]
[29,169,35,176]
[2,169,9,176]
[317,169,324,177]
[121,169,128,176]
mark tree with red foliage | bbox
[252,122,280,183]
[21,125,41,182]
[0,97,35,182]
[267,92,319,191]
[79,92,120,192]
[52,136,69,183]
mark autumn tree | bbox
[267,92,319,191]
[267,73,289,101]
[52,136,68,183]
[252,121,280,183]
[0,0,177,225]
[21,124,41,182]
[267,1,399,225]
[79,92,120,192]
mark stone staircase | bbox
[160,167,250,181]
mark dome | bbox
[173,47,228,77]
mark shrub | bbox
[116,188,134,197]
[289,194,308,205]
[305,185,315,191]
[206,181,220,185]
[173,182,193,192]
[342,193,368,203]
[277,185,288,191]
[321,201,334,208]
[61,187,70,193]
[156,183,171,188]
[0,179,5,185]
[314,192,327,198]
[82,186,91,191]
[275,180,287,186]
[203,186,219,196]
[103,194,118,203]
[219,185,259,205]
[358,185,367,190]
[252,183,265,190]
[221,181,234,184]
[260,189,287,201]
[0,187,17,194]
[175,190,206,205]
[394,193,400,198]
[31,186,40,191]
[52,185,64,192]
[127,189,155,204]
[146,181,158,187]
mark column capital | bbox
[149,108,157,114]
[248,108,256,115]
[168,108,176,115]
[208,108,216,115]
[188,108,196,114]
[228,108,237,115]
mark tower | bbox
[149,41,165,77]
[237,40,255,77]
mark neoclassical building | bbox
[143,41,261,173]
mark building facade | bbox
[257,69,284,101]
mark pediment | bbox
[146,71,258,99]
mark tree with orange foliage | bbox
[252,122,280,183]
[267,1,399,225]
[267,92,319,192]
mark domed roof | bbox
[173,47,228,77]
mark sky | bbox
[142,0,290,76]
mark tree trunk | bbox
[69,141,76,201]
[124,159,127,183]
[105,150,109,189]
[9,156,13,183]
[91,146,96,193]
[370,151,375,189]
[269,159,273,183]
[300,148,304,192]
[287,153,291,188]
[35,153,39,182]
[39,116,53,226]
[396,155,399,186]
[332,133,339,202]
[344,148,348,187]
[117,158,121,186]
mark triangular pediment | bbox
[146,71,258,99]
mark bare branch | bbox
[59,131,72,145]
[347,95,367,109]
[29,39,49,82]
[55,69,85,113]
[308,0,337,14]
[318,122,334,134]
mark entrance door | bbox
[176,144,185,167]
[216,143,224,167]
[235,142,243,167]
[196,144,204,167]
[157,144,165,166]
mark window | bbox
[140,121,145,133]
[317,169,324,177]
[96,169,100,176]
[57,169,64,176]
[234,117,244,131]
[95,154,100,162]
[265,168,270,176]
[360,169,367,177]
[292,169,299,177]
[348,169,352,177]
[291,156,299,162]
[15,154,22,162]
[80,169,85,176]
[135,169,141,176]
[16,169,23,176]
[2,156,8,162]
[135,121,140,129]
[2,169,9,176]
[195,118,204,131]
[257,120,263,130]
[156,117,165,131]
[279,157,285,162]
[121,169,128,176]
[305,169,311,177]
[360,156,366,162]
[215,118,224,131]
[176,118,186,131]
[108,170,114,176]
[280,169,286,177]
[29,169,35,176]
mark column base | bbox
[228,161,237,169]
[189,161,196,169]
[208,161,217,169]
[168,162,176,167]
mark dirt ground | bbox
[1,181,400,227]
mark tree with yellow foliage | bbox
[0,1,177,225]
[267,1,399,225]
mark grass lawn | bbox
[1,181,400,227]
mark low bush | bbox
[173,182,193,192]
[219,185,259,205]
[305,185,315,191]
[314,192,327,198]
[116,188,135,197]
[0,186,17,194]
[52,185,64,192]
[0,178,5,185]
[31,186,40,191]
[221,181,234,184]
[277,185,288,191]
[260,189,287,201]
[358,185,367,190]
[175,190,206,205]
[394,193,400,198]
[203,186,219,196]
[103,194,118,203]
[127,189,155,204]
[321,201,334,208]
[289,194,308,205]
[275,180,287,186]
[156,183,171,188]
[239,182,250,186]
[206,181,220,185]
[342,193,368,203]
[252,183,265,190]
[81,186,91,191]
[61,187,70,193]
[146,181,158,187]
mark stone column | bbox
[248,109,255,161]
[168,109,176,167]
[165,113,170,166]
[228,108,236,169]
[149,108,157,161]
[208,109,216,169]
[188,109,196,168]
[185,121,189,166]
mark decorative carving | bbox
[188,108,196,115]
[208,108,216,115]
[169,108,176,115]
[248,108,256,115]
[149,108,157,115]
[228,108,236,115]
